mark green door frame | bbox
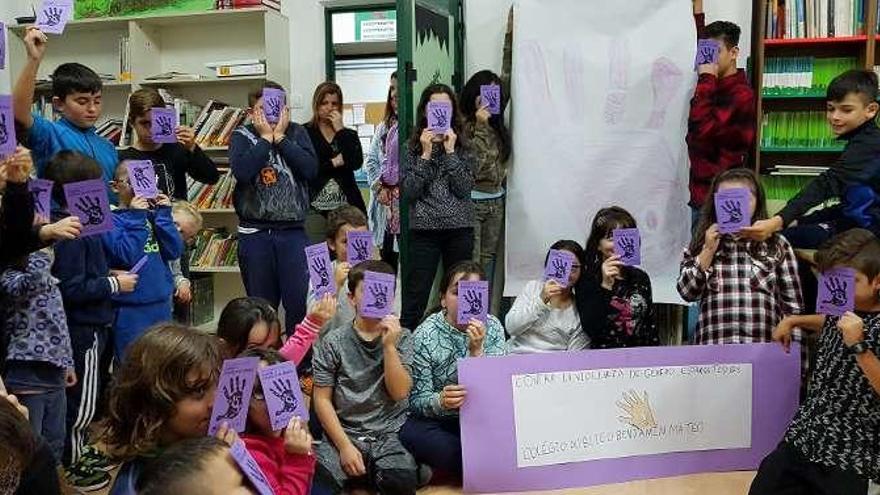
[324,3,397,81]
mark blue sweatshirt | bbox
[28,114,119,203]
[50,210,117,327]
[104,207,183,306]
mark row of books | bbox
[189,229,239,268]
[761,111,843,150]
[764,0,866,39]
[118,35,131,82]
[193,101,248,148]
[762,56,857,95]
[215,0,281,12]
[761,174,822,201]
[187,171,237,210]
[117,92,206,147]
[96,120,124,146]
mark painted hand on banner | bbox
[269,379,299,417]
[719,200,744,225]
[311,257,330,290]
[367,283,389,310]
[43,7,63,26]
[132,167,152,190]
[616,390,657,432]
[463,290,484,316]
[75,196,106,226]
[822,276,849,308]
[218,376,245,421]
[617,237,637,260]
[156,115,174,137]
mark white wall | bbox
[464,0,753,78]
[285,0,327,122]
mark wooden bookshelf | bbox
[751,0,880,202]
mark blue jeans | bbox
[114,300,173,360]
[18,388,66,464]
[687,205,701,342]
[399,415,462,478]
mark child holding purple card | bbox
[237,348,315,495]
[312,260,420,494]
[401,261,505,479]
[752,229,880,495]
[678,169,804,348]
[304,81,366,242]
[577,207,659,349]
[104,324,236,495]
[506,241,589,354]
[365,72,401,271]
[106,162,184,359]
[459,70,511,288]
[401,84,476,330]
[134,437,257,495]
[118,88,220,201]
[43,151,138,489]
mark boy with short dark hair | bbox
[43,151,138,491]
[230,81,318,335]
[312,260,419,495]
[746,70,880,245]
[753,228,880,495]
[13,28,118,199]
[687,0,756,221]
[135,437,251,495]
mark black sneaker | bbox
[64,463,110,492]
[78,445,118,473]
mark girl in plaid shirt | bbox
[677,169,804,346]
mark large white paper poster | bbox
[512,364,753,468]
[506,0,695,303]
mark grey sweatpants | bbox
[315,432,418,495]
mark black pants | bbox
[401,227,474,329]
[64,324,111,466]
[381,232,399,274]
[399,416,462,478]
[749,442,868,495]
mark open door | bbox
[396,0,464,267]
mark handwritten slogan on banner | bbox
[458,343,800,493]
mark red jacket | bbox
[687,13,756,207]
[241,434,315,495]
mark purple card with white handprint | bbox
[480,84,502,115]
[613,228,642,266]
[262,88,285,125]
[125,160,158,199]
[151,107,177,144]
[305,242,336,298]
[426,101,452,133]
[714,187,751,234]
[0,22,7,70]
[0,94,17,159]
[695,39,721,67]
[457,280,489,325]
[346,230,374,266]
[63,179,113,237]
[208,357,259,436]
[817,267,855,316]
[36,0,73,35]
[543,249,576,287]
[29,179,53,223]
[360,271,395,319]
[230,438,276,495]
[259,361,308,432]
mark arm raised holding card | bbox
[13,28,48,130]
[676,224,720,302]
[380,315,413,401]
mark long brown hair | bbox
[583,206,637,278]
[309,82,344,127]
[103,324,223,460]
[407,83,465,155]
[383,71,398,132]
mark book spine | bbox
[215,63,266,77]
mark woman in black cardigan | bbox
[303,82,365,242]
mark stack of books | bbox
[762,56,857,95]
[205,59,267,78]
[761,111,843,150]
[187,171,237,210]
[215,0,281,12]
[761,174,821,201]
[193,101,247,148]
[96,120,124,145]
[765,0,866,39]
[190,228,239,268]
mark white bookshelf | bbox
[8,7,289,329]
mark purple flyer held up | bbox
[714,187,751,234]
[426,101,452,134]
[817,267,856,316]
[543,249,575,287]
[151,107,177,144]
[208,357,259,436]
[230,439,276,495]
[305,242,336,298]
[36,0,73,35]
[0,95,17,159]
[360,271,395,319]
[0,22,7,70]
[480,84,502,115]
[457,280,489,325]
[613,228,642,266]
[262,88,286,125]
[63,179,113,237]
[29,179,53,223]
[695,39,721,66]
[346,230,374,266]
[125,160,158,199]
[259,361,308,431]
